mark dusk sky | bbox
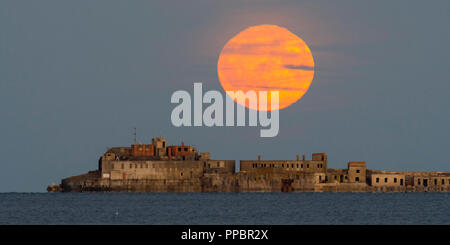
[1,0,449,192]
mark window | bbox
[184,148,188,151]
[442,179,445,185]
[307,164,309,168]
[394,178,397,183]
[297,164,299,168]
[292,164,294,168]
[317,164,320,168]
[178,147,181,151]
[301,164,303,168]
[385,178,388,183]
[181,172,183,176]
[400,179,403,185]
[217,162,220,167]
[376,178,379,183]
[282,164,284,168]
[355,177,359,182]
[418,179,421,185]
[121,164,124,169]
[434,179,437,185]
[334,176,337,180]
[356,170,360,173]
[130,164,132,168]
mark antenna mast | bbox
[133,127,137,144]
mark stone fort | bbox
[53,137,450,192]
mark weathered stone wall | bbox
[101,159,235,181]
[60,170,450,193]
[326,168,349,183]
[348,162,366,183]
[370,174,406,187]
[104,160,205,180]
[61,169,317,193]
[314,183,368,192]
[367,170,450,192]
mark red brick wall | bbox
[168,145,191,156]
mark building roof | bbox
[348,161,366,166]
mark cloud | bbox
[234,84,308,91]
[283,64,315,71]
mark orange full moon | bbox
[217,24,314,111]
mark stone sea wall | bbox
[59,170,450,193]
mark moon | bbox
[217,24,314,111]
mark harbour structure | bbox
[55,137,450,192]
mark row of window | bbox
[136,147,151,152]
[203,162,222,168]
[375,177,404,185]
[112,162,220,170]
[374,177,450,186]
[417,178,450,186]
[112,163,172,169]
[112,163,151,169]
[250,175,313,182]
[251,163,323,169]
[323,175,357,182]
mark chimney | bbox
[257,155,261,162]
[181,141,184,146]
[302,154,305,161]
[296,155,300,161]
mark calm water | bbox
[0,193,449,225]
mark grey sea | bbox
[0,193,449,225]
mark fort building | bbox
[53,137,450,193]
